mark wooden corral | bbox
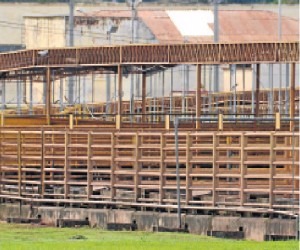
[0,41,299,217]
[0,128,298,215]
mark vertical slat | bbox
[240,133,245,206]
[110,133,116,201]
[159,133,165,204]
[41,129,45,198]
[64,131,69,199]
[269,132,275,209]
[18,131,21,196]
[185,133,191,205]
[134,133,140,202]
[212,132,217,206]
[87,132,92,200]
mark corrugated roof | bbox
[140,10,298,43]
[217,10,299,42]
[69,9,300,43]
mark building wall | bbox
[24,17,66,49]
[72,17,156,46]
[223,66,252,92]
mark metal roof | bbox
[26,9,299,43]
[139,10,299,43]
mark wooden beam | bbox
[45,67,51,125]
[142,72,146,122]
[196,64,201,129]
[290,63,295,131]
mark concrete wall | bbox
[0,203,297,241]
[24,17,66,49]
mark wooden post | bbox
[115,114,121,130]
[275,112,281,130]
[0,112,4,126]
[165,115,170,130]
[45,67,51,125]
[196,64,202,129]
[142,72,146,123]
[255,64,260,121]
[69,114,74,130]
[218,113,223,131]
[117,64,123,117]
[290,63,295,131]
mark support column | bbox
[1,79,5,111]
[196,64,202,129]
[23,78,27,106]
[117,64,123,116]
[290,63,295,131]
[29,76,33,114]
[106,74,111,114]
[255,64,260,120]
[45,67,51,125]
[142,72,146,122]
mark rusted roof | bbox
[78,10,132,19]
[217,10,299,42]
[78,9,299,43]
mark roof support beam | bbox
[0,42,298,73]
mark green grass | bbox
[0,222,298,250]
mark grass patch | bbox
[0,222,298,250]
